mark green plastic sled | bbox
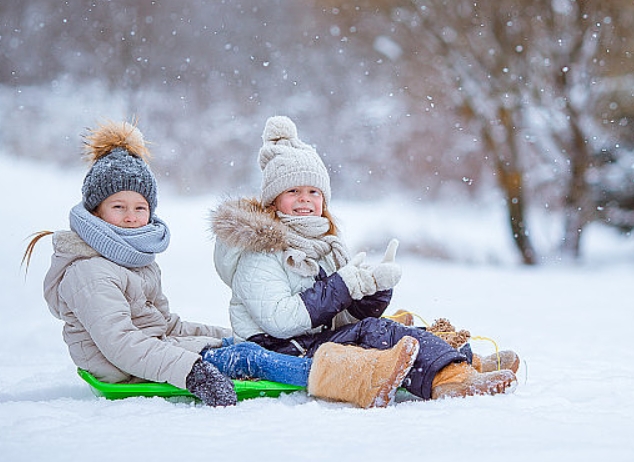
[77,368,305,402]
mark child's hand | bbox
[338,252,378,300]
[372,239,402,291]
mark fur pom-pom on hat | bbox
[258,116,331,206]
[81,121,158,215]
[83,121,150,163]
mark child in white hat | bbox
[211,116,518,405]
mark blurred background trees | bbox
[1,0,633,262]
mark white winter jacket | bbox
[212,199,358,343]
[44,231,231,388]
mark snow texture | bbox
[1,155,633,461]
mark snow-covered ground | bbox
[1,155,633,461]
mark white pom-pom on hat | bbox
[262,115,298,143]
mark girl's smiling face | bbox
[94,190,150,228]
[273,186,324,217]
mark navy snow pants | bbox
[249,317,467,400]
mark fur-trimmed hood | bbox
[210,197,288,288]
[210,197,288,253]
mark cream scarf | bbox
[277,212,349,277]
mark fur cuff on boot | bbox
[428,318,470,349]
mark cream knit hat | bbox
[259,116,331,206]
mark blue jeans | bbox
[202,341,312,387]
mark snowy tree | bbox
[324,0,634,261]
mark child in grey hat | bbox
[27,121,239,405]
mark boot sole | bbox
[462,370,518,398]
[433,369,518,399]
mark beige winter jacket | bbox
[43,231,231,389]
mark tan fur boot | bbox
[307,336,420,408]
[431,361,517,400]
[472,350,520,374]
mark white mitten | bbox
[338,252,378,300]
[372,239,402,291]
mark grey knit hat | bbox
[259,116,331,206]
[81,121,158,215]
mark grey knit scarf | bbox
[69,203,170,268]
[277,212,349,277]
